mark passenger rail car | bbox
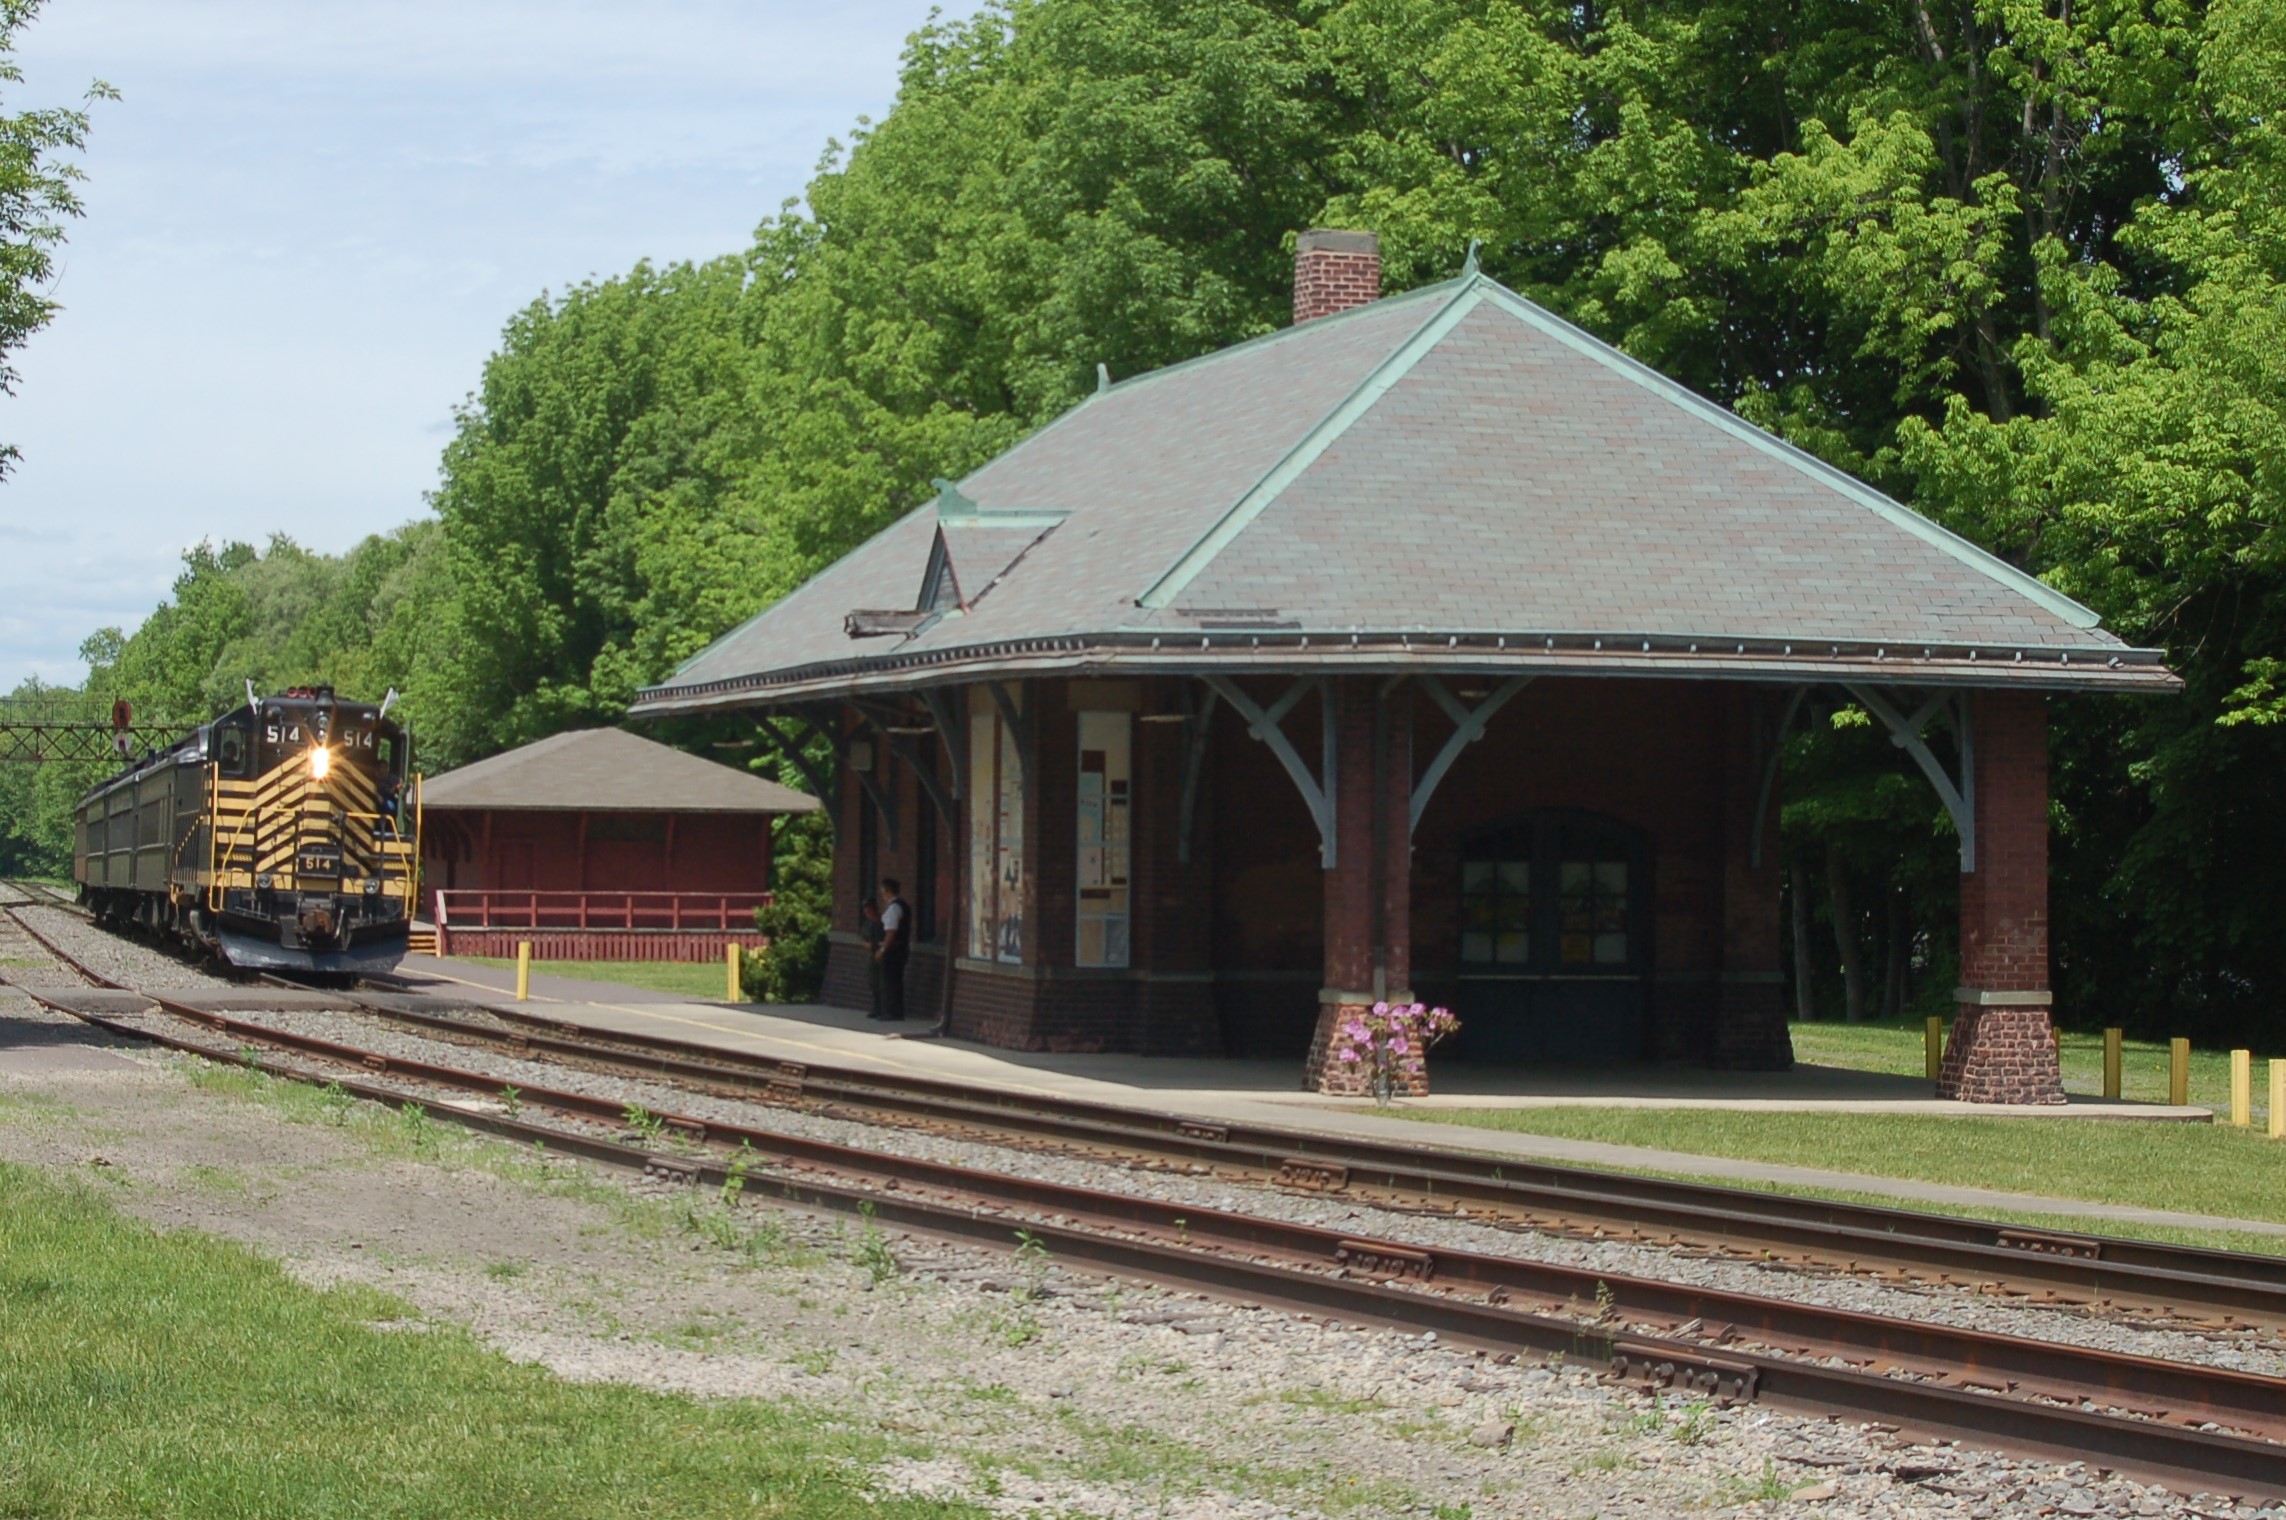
[74,686,419,974]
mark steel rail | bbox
[19,979,2286,1501]
[341,985,2286,1327]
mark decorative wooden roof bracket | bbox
[754,713,841,840]
[1410,675,1532,836]
[1748,686,1810,871]
[919,687,966,802]
[853,697,955,831]
[1204,675,1336,868]
[1846,684,1976,872]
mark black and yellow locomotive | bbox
[74,686,420,974]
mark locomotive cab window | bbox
[215,726,250,777]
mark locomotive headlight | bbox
[309,745,330,780]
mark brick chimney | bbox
[1293,229,1380,323]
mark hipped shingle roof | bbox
[634,270,2173,715]
[420,728,815,814]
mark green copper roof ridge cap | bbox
[1135,277,1491,610]
[1468,282,2106,633]
[938,279,1464,510]
[1093,276,1465,400]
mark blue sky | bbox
[0,0,974,686]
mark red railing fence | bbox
[433,889,772,933]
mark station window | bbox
[967,688,1026,963]
[1074,712,1131,967]
[1459,860,1529,965]
[1558,836,1629,968]
[1458,812,1640,975]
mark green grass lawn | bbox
[1400,1104,2286,1235]
[1405,1019,2286,1248]
[0,1163,978,1518]
[1788,1016,2270,1115]
[461,956,734,1000]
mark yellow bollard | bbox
[2271,1060,2285,1141]
[2169,1037,2190,1107]
[2232,1049,2253,1127]
[726,941,742,1003]
[1924,1016,1944,1082]
[515,940,531,1002]
[2102,1027,2122,1101]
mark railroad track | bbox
[308,976,2286,1334]
[23,874,2262,1327]
[5,894,2285,1500]
[1,878,82,912]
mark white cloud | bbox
[0,0,979,685]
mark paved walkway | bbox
[394,955,2280,1241]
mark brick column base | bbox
[1711,978,1794,1071]
[1938,1006,2065,1104]
[1303,1001,1432,1097]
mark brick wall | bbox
[936,963,1218,1053]
[1293,230,1380,323]
[821,935,945,1016]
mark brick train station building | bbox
[631,231,2176,1102]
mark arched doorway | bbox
[1450,809,1650,1063]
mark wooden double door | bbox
[1445,809,1649,1064]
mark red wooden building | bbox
[418,727,815,960]
[630,231,2177,1100]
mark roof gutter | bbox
[631,627,2179,717]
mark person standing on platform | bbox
[858,898,886,1019]
[876,878,909,1022]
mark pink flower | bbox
[1336,1047,1360,1062]
[1388,1036,1409,1055]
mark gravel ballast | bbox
[193,1000,2286,1384]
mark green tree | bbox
[0,0,110,473]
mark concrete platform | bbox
[392,955,2203,1117]
[391,954,2273,1242]
[8,987,155,1015]
[0,1014,141,1073]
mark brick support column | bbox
[1305,679,1419,1094]
[1716,688,1793,1069]
[1939,689,2065,1104]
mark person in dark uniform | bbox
[875,878,909,1022]
[858,898,886,1020]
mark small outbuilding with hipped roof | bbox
[418,726,815,961]
[632,231,2176,1101]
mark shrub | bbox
[748,811,830,1003]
